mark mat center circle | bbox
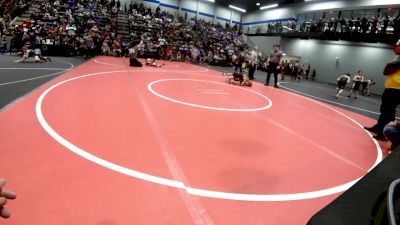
[148,79,273,112]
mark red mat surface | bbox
[0,56,388,225]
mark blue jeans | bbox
[383,125,400,150]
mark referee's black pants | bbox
[248,64,256,80]
[266,62,279,86]
[373,88,400,135]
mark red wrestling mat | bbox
[0,56,387,225]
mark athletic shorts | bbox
[353,81,362,90]
[338,81,346,89]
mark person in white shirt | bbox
[348,70,364,99]
[248,47,259,80]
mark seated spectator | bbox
[102,40,111,56]
[384,121,400,151]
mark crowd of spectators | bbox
[125,2,247,66]
[250,13,400,36]
[0,0,31,36]
[7,0,250,66]
[8,0,121,58]
[297,15,400,35]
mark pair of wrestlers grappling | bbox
[129,41,253,87]
[14,45,51,63]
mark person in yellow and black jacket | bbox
[365,39,400,140]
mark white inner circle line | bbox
[148,79,272,112]
[35,70,382,202]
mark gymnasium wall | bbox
[160,0,180,14]
[197,1,215,23]
[280,38,395,95]
[246,36,282,57]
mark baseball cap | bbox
[396,39,400,46]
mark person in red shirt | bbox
[166,46,174,61]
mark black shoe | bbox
[274,85,279,88]
[364,126,379,133]
[373,134,386,141]
[264,83,268,86]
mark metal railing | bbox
[388,178,400,225]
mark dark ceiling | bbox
[216,0,303,13]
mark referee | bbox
[265,44,284,88]
[365,39,400,140]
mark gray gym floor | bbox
[208,65,400,120]
[0,55,85,111]
[0,55,398,120]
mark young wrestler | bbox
[33,48,51,62]
[145,58,162,67]
[361,79,376,96]
[129,42,143,67]
[336,73,351,98]
[223,63,252,87]
[348,70,364,99]
[14,46,34,63]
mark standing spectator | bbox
[311,69,316,80]
[365,39,400,140]
[370,17,378,34]
[382,15,389,34]
[265,44,284,88]
[361,16,369,34]
[394,15,400,36]
[248,47,258,80]
[116,0,121,11]
[291,62,299,81]
[232,53,242,73]
[176,50,182,62]
[305,63,311,79]
[84,33,95,59]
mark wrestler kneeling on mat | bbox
[129,42,144,67]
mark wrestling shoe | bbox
[364,126,378,133]
[373,134,386,141]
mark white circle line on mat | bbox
[148,79,273,112]
[35,70,382,202]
